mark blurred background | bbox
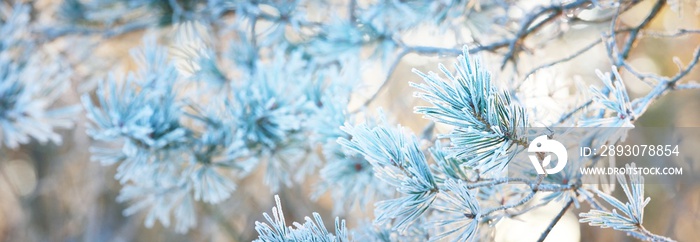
[0,0,699,241]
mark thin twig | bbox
[504,201,549,218]
[537,199,574,242]
[103,21,152,38]
[641,28,700,38]
[557,99,593,125]
[499,0,592,70]
[519,38,602,87]
[471,39,511,54]
[405,45,462,56]
[617,0,664,64]
[620,60,664,86]
[482,191,536,218]
[401,41,520,57]
[348,0,357,23]
[674,82,700,90]
[638,225,677,242]
[350,49,409,113]
[467,177,573,192]
[41,20,152,41]
[633,46,700,116]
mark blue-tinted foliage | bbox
[255,195,350,242]
[339,116,438,231]
[411,48,528,173]
[0,4,78,149]
[2,1,684,241]
[580,163,649,232]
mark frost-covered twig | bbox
[351,49,410,113]
[254,195,349,242]
[617,0,665,63]
[499,0,593,69]
[580,163,675,242]
[632,46,700,116]
[519,38,603,86]
[641,28,700,38]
